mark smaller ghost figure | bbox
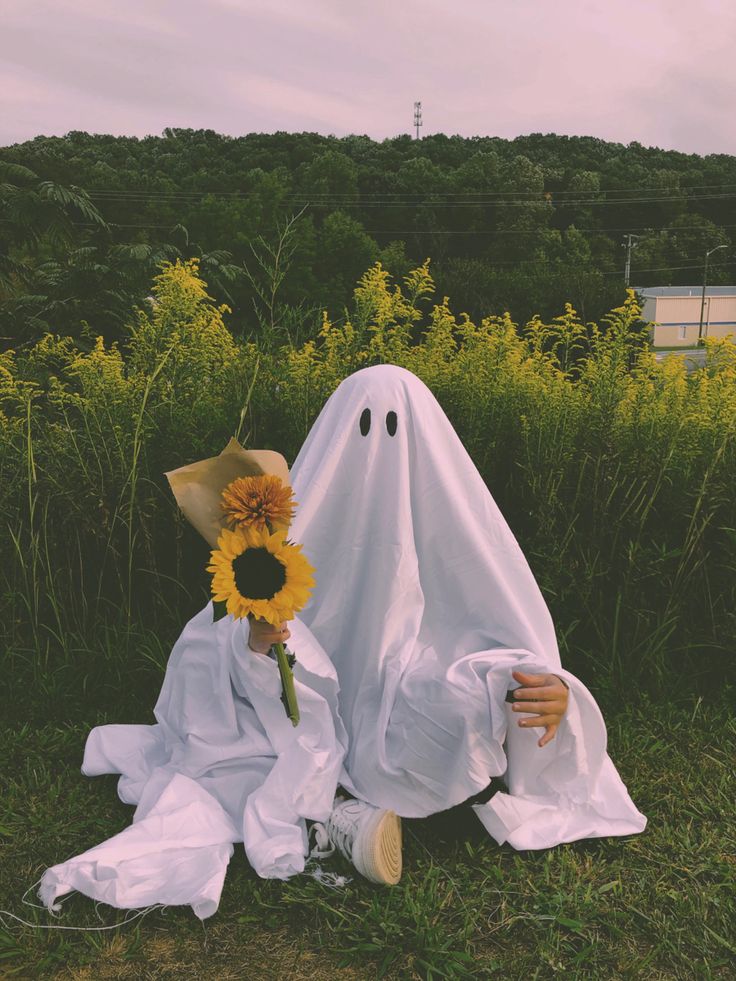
[289,363,646,870]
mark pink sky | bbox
[2,0,735,155]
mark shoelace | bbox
[308,821,335,860]
[306,823,352,889]
[323,804,362,862]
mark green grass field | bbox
[1,678,733,980]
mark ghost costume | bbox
[288,363,646,849]
[39,606,347,919]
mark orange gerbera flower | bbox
[221,473,297,532]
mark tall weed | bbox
[1,257,733,698]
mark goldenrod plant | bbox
[1,257,734,697]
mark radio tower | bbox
[414,101,422,139]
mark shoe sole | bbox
[355,808,402,886]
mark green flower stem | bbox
[274,641,300,726]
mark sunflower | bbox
[220,474,297,532]
[206,524,315,625]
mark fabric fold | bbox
[288,363,647,848]
[39,604,346,918]
[39,773,237,916]
[473,669,646,848]
[227,617,347,877]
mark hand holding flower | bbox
[248,616,291,655]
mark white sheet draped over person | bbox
[39,600,348,920]
[287,363,647,849]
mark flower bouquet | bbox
[164,438,316,726]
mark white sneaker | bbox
[310,796,402,885]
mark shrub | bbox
[1,257,733,696]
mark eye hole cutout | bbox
[386,410,397,437]
[359,407,371,436]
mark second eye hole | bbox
[359,408,398,436]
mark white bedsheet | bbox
[288,363,647,844]
[39,605,347,919]
[40,361,647,920]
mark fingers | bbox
[512,670,550,687]
[264,622,290,643]
[514,714,560,728]
[512,687,559,701]
[248,618,291,653]
[538,724,559,748]
[512,699,565,715]
[512,672,567,705]
[510,673,568,746]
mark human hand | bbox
[510,670,569,748]
[247,615,291,655]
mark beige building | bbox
[637,286,736,347]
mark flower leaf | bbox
[212,598,229,622]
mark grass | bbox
[1,644,734,980]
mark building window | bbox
[679,325,687,340]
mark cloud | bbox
[1,0,736,153]
[211,0,352,39]
[225,71,366,132]
[0,12,213,115]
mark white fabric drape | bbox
[39,605,347,918]
[39,360,645,922]
[288,363,646,843]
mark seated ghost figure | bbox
[38,362,646,917]
[289,363,646,867]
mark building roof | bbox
[634,286,736,298]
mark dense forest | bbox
[2,128,736,351]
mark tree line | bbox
[2,128,736,351]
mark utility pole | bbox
[698,244,728,343]
[621,233,639,287]
[414,101,422,140]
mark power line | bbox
[270,193,736,207]
[6,216,736,237]
[82,189,736,208]
[3,215,726,275]
[75,180,736,198]
[362,225,736,235]
[602,262,723,277]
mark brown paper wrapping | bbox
[164,437,292,548]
